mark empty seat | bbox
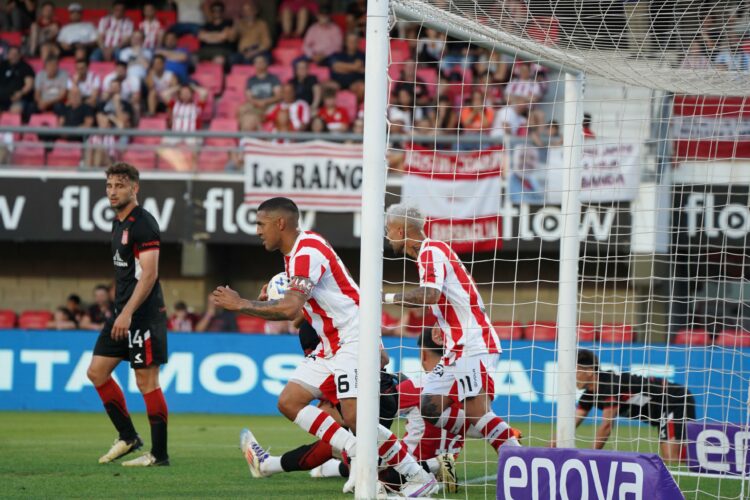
[19,310,53,329]
[215,96,241,119]
[122,149,158,170]
[599,324,634,344]
[206,118,238,146]
[134,117,168,144]
[236,315,266,334]
[276,38,303,50]
[0,31,22,46]
[46,143,82,168]
[225,73,251,95]
[577,322,597,342]
[26,58,44,73]
[715,330,750,348]
[336,90,358,123]
[674,329,711,346]
[197,150,229,171]
[524,321,556,341]
[272,46,303,67]
[268,64,293,83]
[12,143,46,167]
[492,321,523,340]
[194,62,224,95]
[81,8,108,23]
[0,310,17,328]
[308,64,330,83]
[89,61,115,80]
[155,10,177,27]
[1,112,22,141]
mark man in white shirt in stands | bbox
[57,3,98,56]
[490,100,527,140]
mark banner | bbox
[1,331,747,423]
[672,184,750,249]
[401,145,505,253]
[685,422,750,476]
[497,447,683,500]
[243,139,363,212]
[544,141,641,204]
[671,95,750,159]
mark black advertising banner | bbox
[673,184,750,249]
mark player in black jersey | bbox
[567,349,696,462]
[85,162,170,467]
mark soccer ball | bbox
[267,272,290,300]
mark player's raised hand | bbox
[111,312,131,341]
[258,284,269,301]
[212,285,243,311]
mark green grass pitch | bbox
[0,412,744,499]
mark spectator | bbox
[278,0,317,39]
[309,115,328,134]
[227,111,261,170]
[238,54,281,118]
[302,5,342,66]
[57,3,97,56]
[265,82,310,131]
[197,0,234,67]
[79,284,114,331]
[139,2,163,50]
[167,0,206,37]
[268,107,293,142]
[435,94,458,132]
[1,0,36,33]
[264,320,295,335]
[65,293,85,324]
[102,60,141,111]
[289,58,320,109]
[394,59,430,106]
[232,0,271,66]
[388,87,414,130]
[506,62,544,105]
[168,301,198,332]
[86,80,133,166]
[417,28,446,64]
[155,31,191,84]
[680,40,710,70]
[145,54,179,115]
[162,83,208,146]
[345,0,365,36]
[67,58,101,107]
[47,307,77,330]
[33,55,68,114]
[490,101,527,139]
[195,293,237,332]
[328,32,365,94]
[92,0,134,62]
[0,46,34,113]
[459,90,494,133]
[317,87,349,132]
[530,120,563,163]
[29,1,59,59]
[118,30,153,82]
[54,85,94,141]
[583,112,595,139]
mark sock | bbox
[377,425,421,477]
[424,457,440,474]
[279,440,334,472]
[475,412,513,451]
[260,455,285,475]
[95,378,137,441]
[293,406,357,456]
[143,387,169,461]
[435,405,466,435]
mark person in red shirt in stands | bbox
[583,112,595,139]
[168,301,198,332]
[317,87,349,132]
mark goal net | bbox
[367,0,750,498]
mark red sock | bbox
[96,378,137,441]
[143,388,169,461]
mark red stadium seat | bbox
[272,46,303,67]
[336,90,358,123]
[577,322,597,342]
[215,96,241,119]
[715,330,750,348]
[674,329,711,346]
[330,14,347,34]
[26,57,43,73]
[89,61,115,80]
[125,9,143,24]
[155,10,177,28]
[134,117,168,144]
[276,38,303,50]
[492,321,523,340]
[206,118,238,147]
[12,143,46,167]
[225,73,251,95]
[236,315,266,334]
[59,57,77,76]
[197,150,229,171]
[0,310,17,328]
[177,34,200,52]
[308,64,330,83]
[268,64,293,83]
[1,112,22,141]
[389,39,411,64]
[0,31,22,46]
[19,310,53,329]
[524,321,556,341]
[81,8,108,24]
[55,7,70,24]
[122,149,158,170]
[599,324,634,344]
[46,142,82,168]
[194,62,224,95]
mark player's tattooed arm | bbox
[388,286,441,307]
[211,282,308,320]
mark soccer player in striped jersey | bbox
[211,197,438,497]
[384,203,521,453]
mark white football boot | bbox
[98,435,143,464]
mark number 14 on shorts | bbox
[128,329,149,348]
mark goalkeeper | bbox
[556,349,696,462]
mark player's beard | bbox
[111,194,133,212]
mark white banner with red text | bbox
[671,95,750,160]
[243,139,363,212]
[401,145,505,253]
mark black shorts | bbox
[658,392,697,442]
[94,313,168,369]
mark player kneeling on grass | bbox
[211,197,438,497]
[552,349,696,462]
[383,204,521,453]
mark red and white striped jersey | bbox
[98,15,134,48]
[67,71,101,98]
[398,378,464,460]
[139,18,162,49]
[169,100,203,132]
[417,238,501,364]
[284,231,360,358]
[505,79,544,102]
[266,100,311,131]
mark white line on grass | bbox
[461,474,496,485]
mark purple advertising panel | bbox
[497,447,683,500]
[685,422,750,476]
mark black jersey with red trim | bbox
[111,205,165,319]
[577,371,690,423]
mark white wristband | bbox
[384,293,396,304]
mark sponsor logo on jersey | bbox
[113,250,128,267]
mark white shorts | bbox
[422,353,498,402]
[289,341,358,400]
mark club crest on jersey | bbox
[433,363,445,377]
[121,229,129,245]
